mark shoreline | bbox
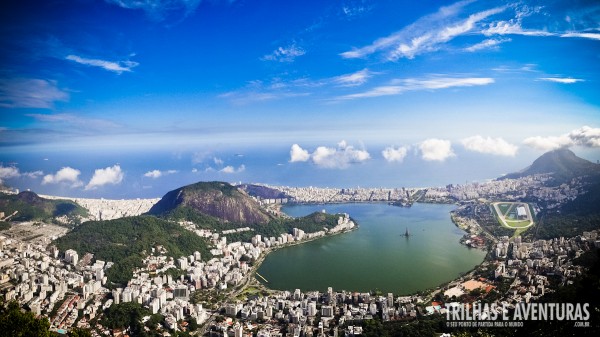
[245,202,490,299]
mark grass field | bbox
[504,220,532,228]
[497,203,512,216]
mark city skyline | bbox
[1,0,599,197]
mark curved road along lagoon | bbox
[256,203,486,294]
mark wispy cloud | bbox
[66,55,138,74]
[419,138,455,161]
[461,135,518,156]
[0,78,68,109]
[289,141,370,169]
[538,77,584,84]
[336,76,494,100]
[85,165,124,190]
[560,32,600,41]
[143,169,178,179]
[464,38,510,52]
[27,113,121,130]
[42,167,83,188]
[105,0,203,21]
[333,69,373,87]
[219,79,311,104]
[262,43,306,62]
[523,126,600,151]
[340,1,505,60]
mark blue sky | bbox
[1,0,599,197]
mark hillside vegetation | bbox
[53,215,211,287]
[0,191,88,224]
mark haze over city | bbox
[1,0,599,198]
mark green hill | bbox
[501,148,600,182]
[53,215,212,287]
[0,191,88,224]
[148,181,273,225]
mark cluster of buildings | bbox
[42,195,160,221]
[213,289,422,337]
[271,185,421,204]
[0,209,356,336]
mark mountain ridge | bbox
[500,148,600,181]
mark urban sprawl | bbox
[1,173,598,336]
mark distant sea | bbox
[4,146,598,199]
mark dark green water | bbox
[256,203,486,294]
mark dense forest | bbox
[53,215,212,287]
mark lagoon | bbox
[256,203,486,294]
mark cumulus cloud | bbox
[262,43,306,62]
[66,55,138,74]
[289,141,370,169]
[289,144,310,162]
[0,78,68,109]
[143,169,178,179]
[0,166,20,184]
[382,146,408,162]
[461,135,518,156]
[523,126,600,151]
[538,77,584,84]
[42,167,83,188]
[220,165,245,174]
[419,138,455,161]
[85,165,124,190]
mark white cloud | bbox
[523,126,600,151]
[0,78,68,109]
[333,69,372,87]
[42,167,83,188]
[262,44,306,62]
[0,166,20,184]
[382,146,408,162]
[290,144,310,162]
[213,157,224,166]
[461,135,518,156]
[23,171,43,179]
[567,126,600,148]
[290,141,370,169]
[419,138,455,161]
[337,76,494,100]
[538,77,584,84]
[143,169,177,179]
[85,165,124,190]
[464,38,510,52]
[482,20,553,37]
[340,1,505,60]
[0,166,44,184]
[66,55,138,74]
[522,135,574,151]
[560,32,600,41]
[220,165,245,174]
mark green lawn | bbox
[504,220,532,228]
[497,203,511,216]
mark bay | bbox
[256,202,486,294]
